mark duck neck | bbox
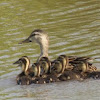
[40,42,48,57]
[37,39,49,62]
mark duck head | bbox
[20,29,48,44]
[19,29,49,62]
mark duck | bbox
[13,56,33,85]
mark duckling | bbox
[38,57,59,83]
[39,57,51,76]
[72,61,89,72]
[72,60,97,73]
[57,55,74,70]
[70,56,96,66]
[51,55,70,74]
[57,55,67,71]
[71,61,98,79]
[16,75,32,85]
[51,60,64,75]
[13,56,33,85]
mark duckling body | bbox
[88,71,100,79]
[69,56,95,66]
[58,70,82,81]
[81,71,100,79]
[32,77,46,84]
[16,75,32,85]
[45,74,59,83]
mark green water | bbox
[0,0,100,100]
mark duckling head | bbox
[13,56,30,73]
[57,56,67,70]
[81,62,89,72]
[51,60,63,74]
[32,63,41,77]
[39,57,50,62]
[40,61,50,75]
[73,61,88,72]
[57,55,70,69]
[39,57,51,75]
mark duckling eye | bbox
[18,59,22,63]
[52,67,56,70]
[19,60,22,64]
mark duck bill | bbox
[19,38,31,44]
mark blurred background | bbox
[0,0,100,100]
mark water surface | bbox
[0,0,100,100]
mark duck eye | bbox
[31,34,36,37]
[29,40,32,42]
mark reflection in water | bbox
[0,0,100,100]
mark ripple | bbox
[0,0,100,100]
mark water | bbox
[0,0,100,99]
